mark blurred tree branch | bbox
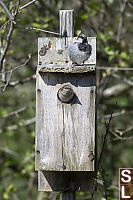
[112,73,133,86]
[101,166,108,200]
[0,0,20,71]
[97,66,133,71]
[0,146,19,157]
[0,74,35,92]
[0,54,32,93]
[0,0,13,19]
[91,112,113,199]
[15,26,60,35]
[98,110,133,119]
[0,117,35,134]
[19,0,37,11]
[110,128,133,141]
[116,0,128,42]
[0,21,14,71]
[0,0,37,31]
[0,107,26,119]
[0,0,37,71]
[0,54,31,76]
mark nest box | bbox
[35,10,96,192]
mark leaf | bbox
[107,0,114,4]
[104,47,114,56]
[88,2,98,10]
[32,23,42,28]
[108,185,119,191]
[96,179,104,185]
[120,52,128,59]
[81,14,88,20]
[7,184,14,192]
[3,192,9,200]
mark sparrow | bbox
[68,34,92,65]
[57,84,74,103]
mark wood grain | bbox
[37,63,96,73]
[59,10,74,37]
[38,37,96,66]
[36,10,96,192]
[35,71,96,171]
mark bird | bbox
[68,34,92,65]
[57,84,74,103]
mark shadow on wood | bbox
[39,71,96,87]
[38,171,96,191]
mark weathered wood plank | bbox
[35,71,96,171]
[38,171,52,191]
[36,9,96,192]
[35,72,42,170]
[59,10,74,37]
[37,63,96,73]
[38,37,96,66]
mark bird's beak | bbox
[77,34,81,40]
[76,30,81,40]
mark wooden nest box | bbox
[35,10,96,192]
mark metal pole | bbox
[62,192,76,200]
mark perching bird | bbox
[68,34,92,65]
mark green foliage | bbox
[0,0,133,199]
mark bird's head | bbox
[79,34,88,43]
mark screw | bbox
[62,164,66,170]
[37,89,41,92]
[88,151,95,161]
[58,49,63,54]
[36,150,40,154]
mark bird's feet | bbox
[72,62,77,66]
[82,62,86,67]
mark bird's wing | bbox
[78,43,92,54]
[78,43,88,52]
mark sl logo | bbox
[119,168,133,199]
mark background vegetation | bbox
[0,0,133,199]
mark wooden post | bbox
[36,9,96,194]
[60,10,75,200]
[59,10,74,37]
